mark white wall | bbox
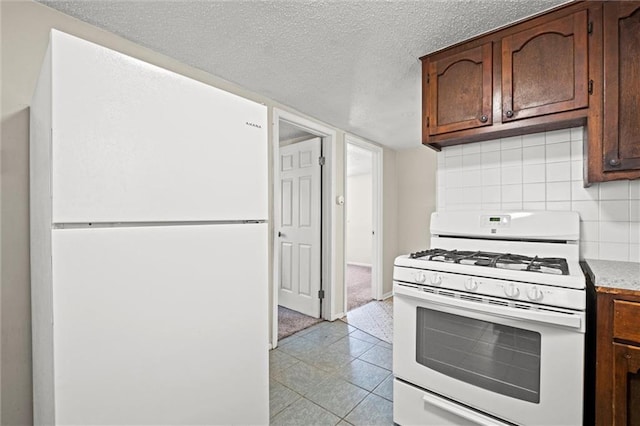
[437,127,640,262]
[346,173,372,266]
[0,2,398,422]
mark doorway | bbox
[344,135,383,313]
[272,109,337,349]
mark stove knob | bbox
[430,274,443,285]
[504,283,520,298]
[465,278,479,291]
[527,286,544,302]
[415,272,427,284]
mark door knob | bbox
[505,110,514,118]
[278,231,284,237]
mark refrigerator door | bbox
[51,224,268,425]
[50,31,267,223]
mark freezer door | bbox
[50,224,268,425]
[50,31,267,223]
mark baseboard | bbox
[380,291,393,300]
[346,262,372,268]
[330,312,345,321]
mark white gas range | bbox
[393,211,587,426]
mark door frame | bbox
[343,134,383,311]
[272,108,337,349]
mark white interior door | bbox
[278,138,321,318]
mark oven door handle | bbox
[395,284,583,330]
[422,391,505,425]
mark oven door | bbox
[393,282,586,426]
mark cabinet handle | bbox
[608,158,621,167]
[479,115,488,123]
[505,110,514,118]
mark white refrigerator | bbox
[30,30,269,425]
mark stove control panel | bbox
[393,266,585,310]
[480,214,511,228]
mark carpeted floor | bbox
[277,305,322,340]
[346,264,373,311]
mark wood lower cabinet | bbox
[425,43,492,136]
[501,10,588,123]
[595,290,640,425]
[588,1,640,181]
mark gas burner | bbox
[409,248,569,275]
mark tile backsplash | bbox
[436,127,640,262]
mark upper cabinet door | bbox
[602,2,640,173]
[501,10,589,123]
[426,43,493,136]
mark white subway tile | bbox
[631,200,640,222]
[523,145,546,165]
[462,169,483,187]
[446,188,465,205]
[546,201,571,211]
[463,153,482,169]
[463,187,483,204]
[630,223,640,244]
[599,221,630,243]
[502,184,523,203]
[572,200,599,221]
[630,180,640,199]
[580,242,599,260]
[600,200,630,221]
[502,202,523,210]
[462,144,481,155]
[546,181,571,201]
[446,170,463,188]
[523,183,545,202]
[445,155,463,170]
[502,166,523,185]
[444,146,463,157]
[480,139,502,152]
[581,221,599,242]
[481,151,501,168]
[482,168,501,186]
[600,180,630,200]
[598,242,629,261]
[437,191,446,210]
[482,203,502,211]
[523,164,546,183]
[571,181,599,201]
[437,152,446,166]
[630,244,640,262]
[501,135,522,150]
[546,128,572,144]
[570,127,584,141]
[546,142,571,163]
[571,160,583,181]
[501,148,522,167]
[482,185,502,203]
[522,132,546,147]
[436,169,446,187]
[523,202,546,210]
[570,141,583,161]
[546,162,571,182]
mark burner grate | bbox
[409,248,569,275]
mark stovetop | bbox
[409,248,569,276]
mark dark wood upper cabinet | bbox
[426,43,492,135]
[602,2,640,174]
[501,10,589,122]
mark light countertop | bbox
[582,259,640,293]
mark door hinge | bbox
[588,79,594,95]
[318,156,326,166]
[588,21,593,35]
[318,289,325,300]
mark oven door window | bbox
[416,307,541,403]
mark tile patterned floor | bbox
[340,298,394,343]
[270,321,394,425]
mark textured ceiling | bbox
[38,0,568,150]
